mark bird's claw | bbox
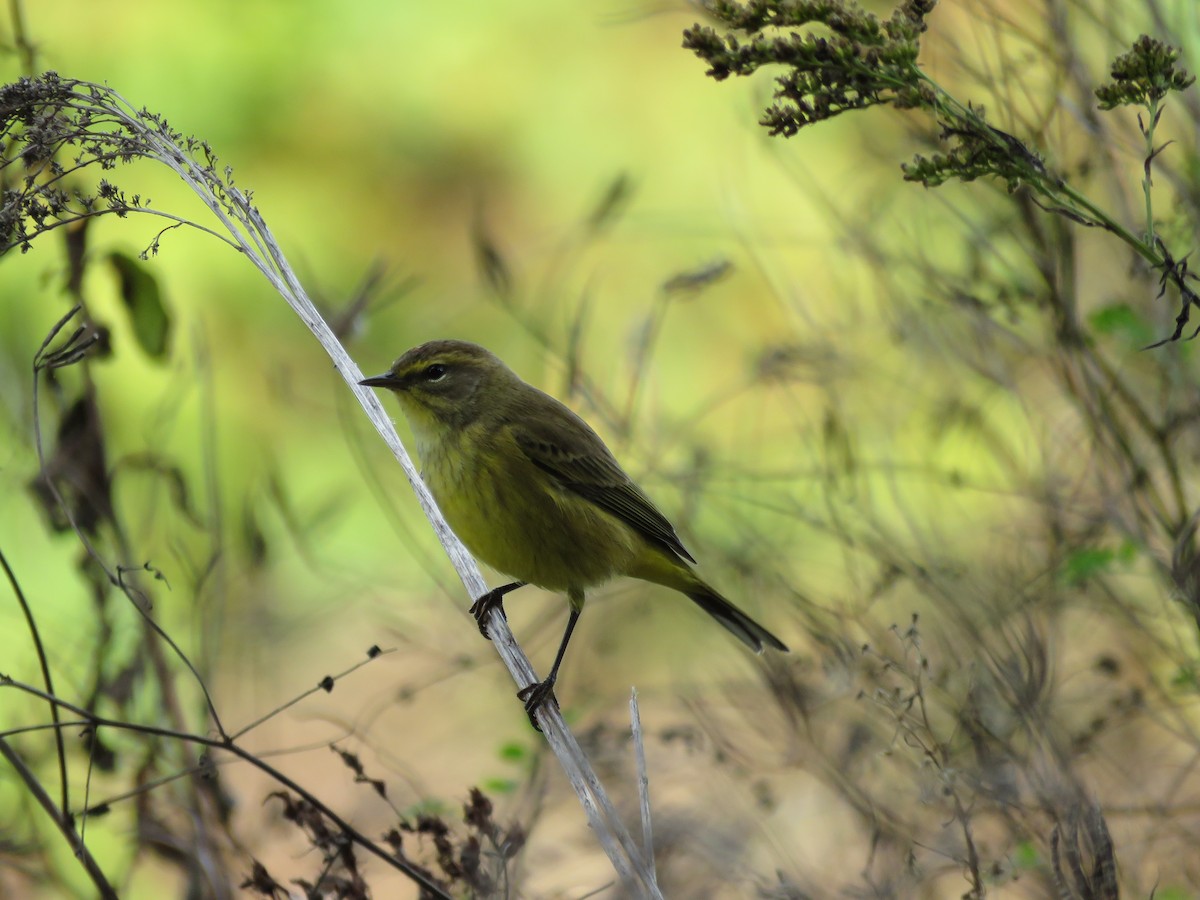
[469,581,525,639]
[469,590,508,639]
[517,679,558,731]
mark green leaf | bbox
[1152,888,1194,900]
[401,798,449,819]
[496,741,527,763]
[109,251,170,359]
[1060,547,1115,585]
[481,778,517,794]
[1011,840,1039,869]
[1170,665,1198,690]
[1088,303,1153,345]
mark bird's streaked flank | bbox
[361,340,787,725]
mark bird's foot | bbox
[517,679,558,732]
[469,581,524,639]
[468,592,505,639]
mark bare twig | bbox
[0,675,451,900]
[630,689,657,886]
[0,547,69,824]
[0,738,117,899]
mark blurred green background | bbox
[3,0,1200,897]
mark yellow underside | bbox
[409,408,698,604]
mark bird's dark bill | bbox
[359,373,399,388]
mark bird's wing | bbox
[509,404,696,564]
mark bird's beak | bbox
[359,372,402,389]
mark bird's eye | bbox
[423,364,448,382]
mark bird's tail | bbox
[686,583,788,654]
[628,550,787,653]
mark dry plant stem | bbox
[629,689,657,886]
[63,86,662,897]
[0,547,69,821]
[0,738,118,899]
[230,647,393,741]
[28,312,237,886]
[0,676,451,900]
[7,0,36,76]
[476,606,662,896]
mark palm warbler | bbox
[361,340,786,723]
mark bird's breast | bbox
[418,427,638,593]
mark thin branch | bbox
[230,645,393,741]
[0,738,118,899]
[0,546,70,823]
[30,307,229,740]
[630,689,657,887]
[0,675,451,900]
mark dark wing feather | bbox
[509,399,696,564]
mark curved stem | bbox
[0,676,452,900]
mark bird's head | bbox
[359,340,514,431]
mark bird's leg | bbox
[469,581,527,639]
[518,607,581,731]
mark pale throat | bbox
[396,396,462,471]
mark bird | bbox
[360,340,787,725]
